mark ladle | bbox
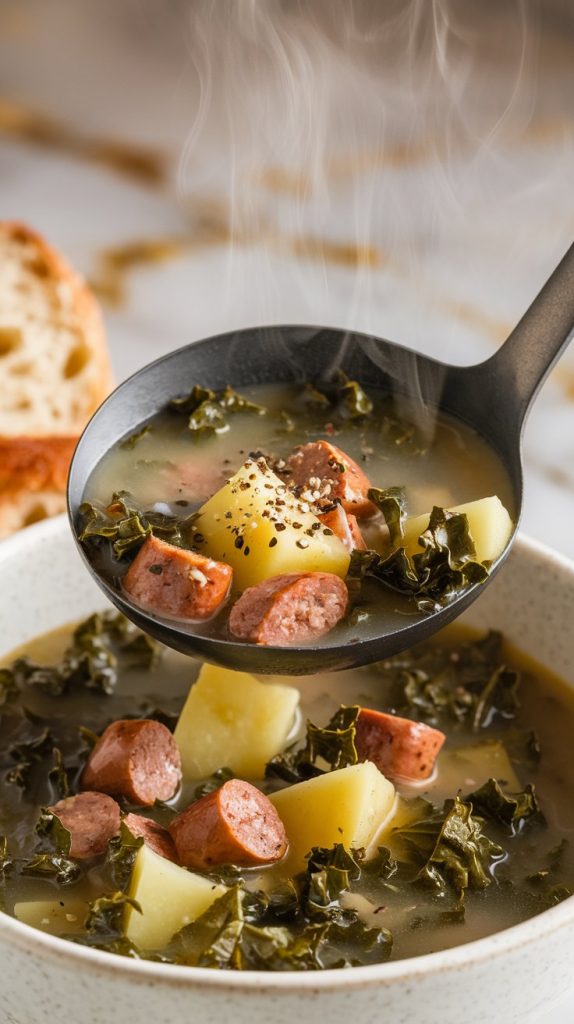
[68,242,574,674]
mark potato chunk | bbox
[402,496,513,563]
[125,844,226,950]
[174,663,300,779]
[195,459,350,591]
[14,899,88,936]
[270,762,395,871]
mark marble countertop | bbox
[1,2,573,1018]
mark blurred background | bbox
[1,0,574,551]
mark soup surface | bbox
[1,614,572,969]
[78,380,515,646]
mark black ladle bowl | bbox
[68,243,574,674]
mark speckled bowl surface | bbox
[1,516,573,1024]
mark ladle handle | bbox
[485,241,574,430]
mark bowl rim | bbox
[1,517,574,991]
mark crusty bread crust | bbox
[0,222,113,536]
[0,221,113,437]
[0,436,77,495]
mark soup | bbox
[1,613,572,970]
[77,379,514,646]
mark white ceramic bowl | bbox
[1,516,574,1024]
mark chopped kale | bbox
[20,808,80,885]
[346,507,490,615]
[266,705,359,783]
[395,795,503,900]
[302,845,362,915]
[193,766,235,802]
[467,778,544,833]
[105,821,144,892]
[119,424,151,450]
[169,384,266,435]
[367,486,407,546]
[78,492,199,559]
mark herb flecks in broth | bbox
[78,380,513,643]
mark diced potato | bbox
[195,459,350,591]
[402,496,513,563]
[125,844,226,950]
[174,663,300,780]
[270,762,395,871]
[14,899,88,936]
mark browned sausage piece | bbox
[228,571,348,646]
[82,719,182,807]
[123,535,232,621]
[287,440,377,518]
[318,505,367,553]
[123,813,178,862]
[50,791,121,859]
[168,779,287,871]
[355,708,446,782]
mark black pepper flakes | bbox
[234,536,244,550]
[148,564,163,575]
[323,528,334,536]
[275,523,286,532]
[244,546,250,556]
[269,537,278,547]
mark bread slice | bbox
[0,222,113,537]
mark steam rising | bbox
[177,0,538,440]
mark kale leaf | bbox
[346,508,490,615]
[367,486,407,546]
[395,795,503,899]
[20,808,81,885]
[193,766,235,802]
[266,705,359,783]
[467,779,544,833]
[78,491,199,559]
[373,629,521,732]
[169,384,266,435]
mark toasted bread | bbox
[0,222,113,537]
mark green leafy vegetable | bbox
[48,747,70,800]
[177,882,391,971]
[266,705,359,783]
[368,486,407,546]
[120,424,151,450]
[302,845,361,915]
[346,508,490,615]
[21,808,80,885]
[169,384,266,436]
[6,728,54,788]
[395,795,503,899]
[193,767,235,802]
[85,891,141,937]
[105,821,145,892]
[1,611,162,701]
[467,779,544,833]
[78,492,199,559]
[374,629,521,732]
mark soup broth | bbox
[79,381,515,645]
[1,615,573,969]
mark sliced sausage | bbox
[355,708,446,782]
[123,535,232,621]
[168,779,287,870]
[228,571,348,646]
[123,812,178,862]
[50,791,121,859]
[82,719,182,807]
[287,440,377,518]
[318,505,367,552]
